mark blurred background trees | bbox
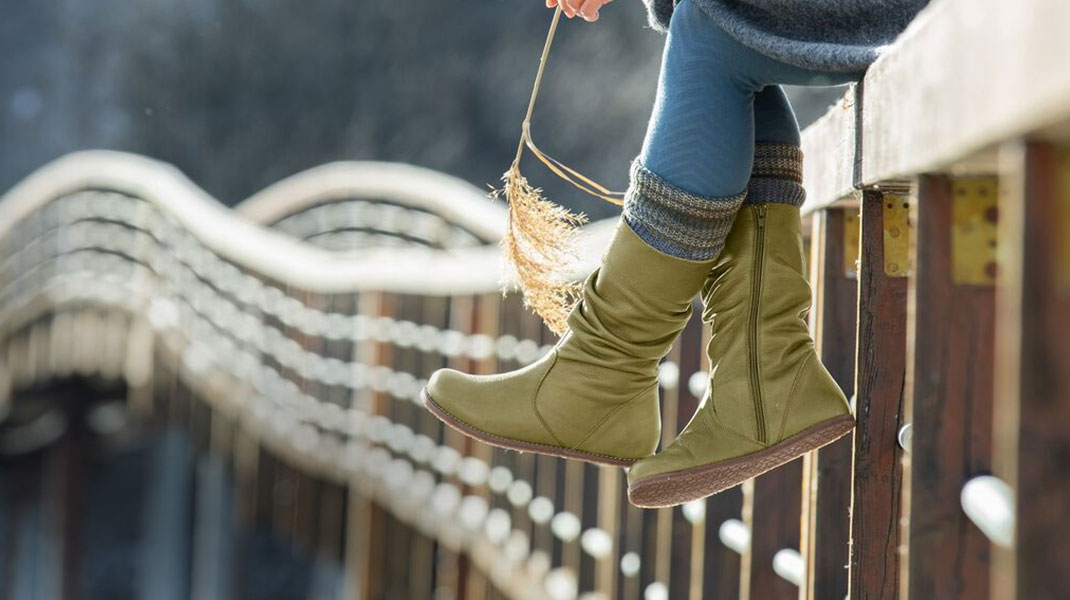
[0,0,842,219]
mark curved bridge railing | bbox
[3,45,1068,593]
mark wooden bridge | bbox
[1,0,1069,598]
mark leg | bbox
[754,85,801,147]
[638,0,857,200]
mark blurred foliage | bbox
[0,0,842,220]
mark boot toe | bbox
[627,442,694,485]
[424,368,477,418]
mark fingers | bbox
[553,0,613,21]
[578,0,602,21]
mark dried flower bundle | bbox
[496,6,624,335]
[497,163,587,335]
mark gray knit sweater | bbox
[643,0,929,71]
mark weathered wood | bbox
[860,0,1070,185]
[904,175,995,599]
[669,313,704,600]
[801,87,861,215]
[595,465,622,598]
[802,208,858,600]
[991,142,1070,600]
[848,190,910,600]
[141,429,193,600]
[191,454,234,600]
[692,313,744,600]
[701,487,743,600]
[345,493,386,600]
[743,458,803,600]
[463,293,501,600]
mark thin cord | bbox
[510,6,625,206]
[514,6,564,166]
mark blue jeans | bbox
[638,0,862,198]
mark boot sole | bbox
[421,389,637,468]
[628,414,856,508]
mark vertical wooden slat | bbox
[595,465,622,599]
[992,142,1070,600]
[904,175,995,599]
[411,294,448,600]
[743,458,803,600]
[346,291,387,600]
[345,492,385,600]
[847,190,909,600]
[647,315,697,597]
[701,487,743,600]
[434,293,477,598]
[695,315,744,600]
[464,292,500,600]
[669,313,703,599]
[191,453,234,600]
[802,207,859,600]
[140,429,194,600]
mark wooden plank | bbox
[801,87,861,215]
[345,493,385,600]
[668,314,704,600]
[742,459,803,600]
[801,208,858,600]
[904,175,995,599]
[191,454,234,600]
[847,190,910,600]
[345,291,387,600]
[698,316,743,600]
[595,466,622,599]
[140,429,193,600]
[991,142,1070,600]
[463,293,501,600]
[701,487,743,600]
[860,0,1070,186]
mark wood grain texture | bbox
[801,87,861,216]
[904,175,994,599]
[848,191,909,600]
[702,487,743,600]
[860,0,1070,185]
[669,312,704,600]
[992,142,1070,600]
[802,208,858,600]
[743,459,803,600]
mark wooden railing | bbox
[2,0,1069,598]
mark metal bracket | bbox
[883,194,911,277]
[844,210,860,279]
[951,177,1000,286]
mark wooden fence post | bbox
[991,142,1070,600]
[802,207,859,600]
[847,190,910,600]
[742,460,803,600]
[904,175,996,599]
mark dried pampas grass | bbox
[497,6,623,336]
[497,164,587,335]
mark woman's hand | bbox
[546,0,617,22]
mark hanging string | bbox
[511,6,626,206]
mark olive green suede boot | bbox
[628,204,855,507]
[421,219,720,466]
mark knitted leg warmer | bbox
[623,161,747,262]
[745,143,806,207]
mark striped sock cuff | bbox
[745,143,806,207]
[623,161,746,261]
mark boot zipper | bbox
[748,205,768,444]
